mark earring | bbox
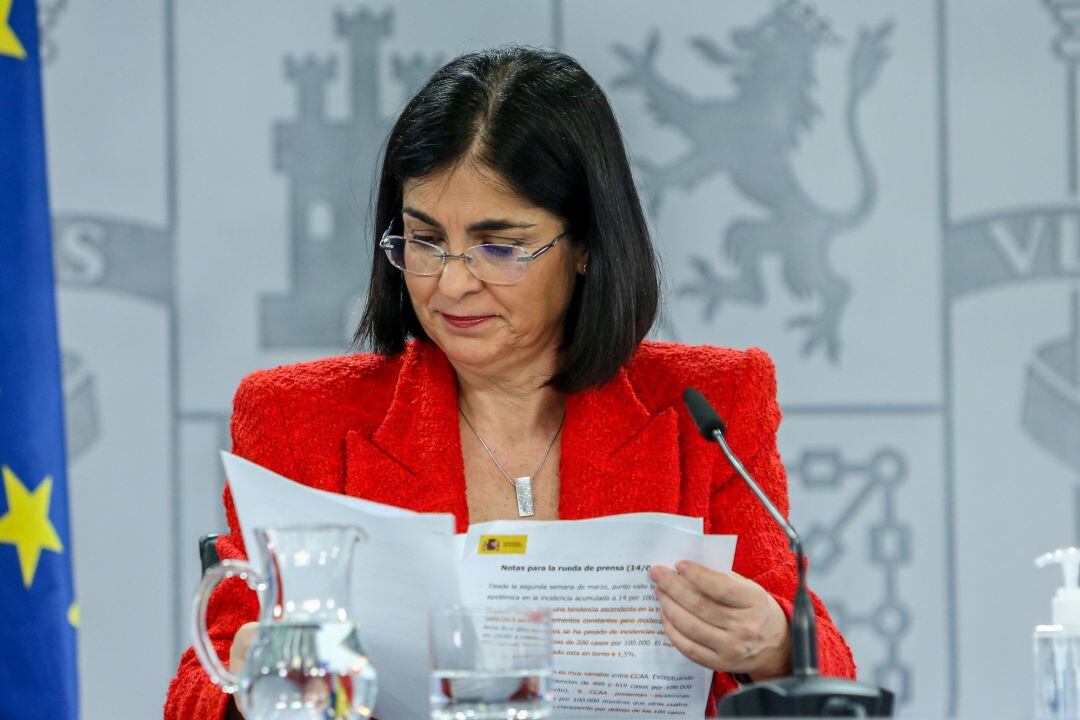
[580,263,589,275]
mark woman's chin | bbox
[429,330,506,370]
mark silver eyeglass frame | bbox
[378,220,570,286]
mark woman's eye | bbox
[478,244,520,260]
[411,234,444,245]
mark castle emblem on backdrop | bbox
[260,7,443,349]
[612,1,893,361]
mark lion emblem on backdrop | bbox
[613,1,893,361]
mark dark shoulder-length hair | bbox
[354,44,659,393]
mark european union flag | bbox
[0,0,79,717]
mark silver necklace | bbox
[459,408,565,517]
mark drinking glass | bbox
[429,606,553,720]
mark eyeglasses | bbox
[378,219,569,286]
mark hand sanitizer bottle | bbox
[1035,547,1080,719]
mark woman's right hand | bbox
[225,621,335,717]
[225,622,259,719]
[229,622,259,677]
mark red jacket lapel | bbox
[344,341,470,527]
[559,367,683,519]
[344,341,684,529]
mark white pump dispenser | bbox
[1035,547,1080,719]
[1036,547,1080,630]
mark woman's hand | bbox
[224,623,259,720]
[225,621,337,718]
[228,622,258,678]
[649,561,792,679]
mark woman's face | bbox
[400,163,585,378]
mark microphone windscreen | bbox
[682,387,727,439]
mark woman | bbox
[165,45,855,718]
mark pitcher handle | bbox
[191,558,264,694]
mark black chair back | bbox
[198,533,222,574]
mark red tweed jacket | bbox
[164,339,855,718]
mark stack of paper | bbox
[221,452,737,719]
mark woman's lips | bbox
[440,313,494,329]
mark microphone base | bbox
[716,674,894,717]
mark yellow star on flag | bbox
[0,0,27,60]
[0,466,64,588]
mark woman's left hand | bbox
[649,561,792,679]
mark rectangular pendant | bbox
[514,476,535,517]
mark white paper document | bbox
[220,452,737,719]
[460,520,735,719]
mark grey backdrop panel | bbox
[39,1,1077,717]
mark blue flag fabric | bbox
[0,0,80,717]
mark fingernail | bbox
[675,561,691,574]
[649,565,668,581]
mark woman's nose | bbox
[437,252,483,299]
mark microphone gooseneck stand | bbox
[682,387,894,717]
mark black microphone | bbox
[682,387,894,717]
[684,387,727,439]
[683,388,816,675]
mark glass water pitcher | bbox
[192,525,377,719]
